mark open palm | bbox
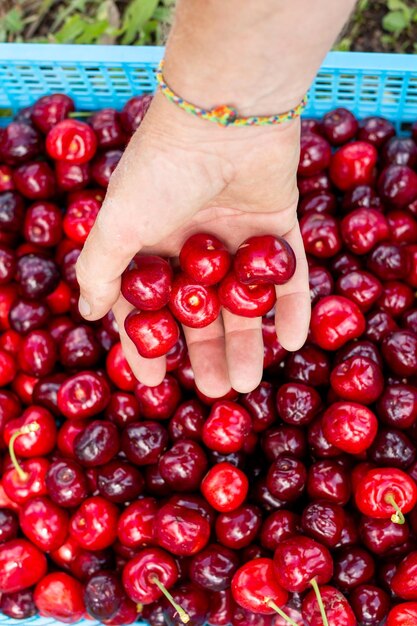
[76,94,310,396]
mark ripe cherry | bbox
[168,399,206,441]
[189,543,239,591]
[122,421,168,465]
[135,375,181,419]
[19,496,69,551]
[46,458,89,507]
[321,108,358,145]
[378,164,417,208]
[355,468,417,523]
[298,133,331,176]
[234,235,296,285]
[322,401,378,454]
[120,95,152,134]
[386,602,417,626]
[34,572,85,623]
[2,457,49,504]
[159,439,208,491]
[301,501,345,548]
[349,584,390,625]
[215,505,262,550]
[0,589,37,620]
[69,496,119,550]
[74,419,120,467]
[382,330,417,377]
[377,384,417,429]
[301,585,356,626]
[267,455,307,501]
[121,255,173,310]
[63,189,103,243]
[169,273,221,328]
[202,401,251,453]
[155,503,210,556]
[84,572,124,621]
[46,119,97,164]
[330,141,377,190]
[0,539,47,593]
[179,233,231,285]
[310,295,365,350]
[57,370,110,419]
[301,213,342,258]
[31,94,74,133]
[219,271,276,317]
[13,161,56,200]
[201,462,249,512]
[125,307,180,358]
[122,546,179,605]
[106,341,136,391]
[117,497,158,548]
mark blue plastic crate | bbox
[0,44,416,626]
[0,45,417,131]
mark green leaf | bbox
[334,37,352,51]
[75,19,110,44]
[4,8,25,35]
[382,10,409,32]
[387,0,407,11]
[53,14,86,43]
[120,0,159,44]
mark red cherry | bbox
[202,401,252,453]
[298,133,331,176]
[168,399,206,441]
[301,585,356,626]
[273,535,333,593]
[121,255,173,310]
[378,164,417,208]
[89,108,125,148]
[391,552,417,600]
[215,505,262,550]
[169,273,221,328]
[91,148,122,187]
[301,501,345,548]
[135,375,181,419]
[122,547,178,604]
[219,271,276,317]
[232,558,288,616]
[330,141,377,190]
[0,539,47,593]
[120,95,153,134]
[206,590,234,626]
[57,370,111,419]
[321,108,358,145]
[322,401,378,454]
[34,572,85,623]
[307,459,351,504]
[349,584,390,624]
[386,602,417,626]
[105,391,140,427]
[155,503,210,556]
[298,172,332,197]
[0,165,15,192]
[241,381,277,432]
[179,233,231,285]
[358,116,395,147]
[159,439,208,491]
[189,540,239,592]
[46,119,97,164]
[4,406,56,457]
[13,161,56,200]
[301,213,342,258]
[31,94,75,133]
[2,457,49,504]
[106,342,136,391]
[367,242,409,281]
[0,123,40,166]
[310,295,365,350]
[122,421,168,466]
[125,307,180,358]
[55,160,90,191]
[340,208,389,255]
[336,270,382,312]
[355,468,417,521]
[69,496,118,550]
[234,235,296,285]
[63,189,103,243]
[117,497,158,548]
[0,588,37,620]
[201,462,249,512]
[46,458,89,508]
[19,496,68,551]
[74,419,120,467]
[381,330,417,377]
[377,384,417,429]
[0,348,16,386]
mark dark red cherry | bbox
[301,585,357,626]
[307,459,351,504]
[321,107,358,145]
[382,136,417,166]
[58,370,111,419]
[241,382,277,432]
[284,344,330,387]
[260,510,300,551]
[298,191,337,217]
[189,543,239,591]
[16,254,60,299]
[333,546,375,591]
[159,439,208,491]
[273,535,333,593]
[330,355,384,405]
[309,265,334,305]
[0,123,40,165]
[342,184,381,213]
[266,455,307,501]
[215,505,262,550]
[298,172,332,197]
[340,208,389,255]
[336,270,382,312]
[276,382,321,426]
[350,584,390,625]
[31,94,74,133]
[0,508,19,543]
[0,589,36,620]
[135,375,181,420]
[301,213,342,258]
[91,149,122,187]
[97,459,144,503]
[23,202,63,248]
[168,399,206,441]
[46,458,89,507]
[378,165,417,208]
[377,384,417,429]
[120,95,153,134]
[13,161,56,200]
[84,572,124,620]
[365,309,398,343]
[360,516,410,556]
[59,324,101,369]
[368,428,416,469]
[122,421,168,465]
[74,420,120,467]
[89,108,125,148]
[358,116,395,147]
[382,330,417,377]
[206,590,234,626]
[298,132,331,176]
[55,160,90,192]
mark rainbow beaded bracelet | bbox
[155,60,307,127]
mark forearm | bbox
[164,0,357,115]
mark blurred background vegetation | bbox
[0,0,416,51]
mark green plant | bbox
[382,0,417,36]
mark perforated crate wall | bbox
[0,46,417,132]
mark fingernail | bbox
[78,295,92,317]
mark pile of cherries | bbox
[1,94,417,626]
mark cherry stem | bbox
[8,423,40,482]
[69,111,92,117]
[310,578,329,626]
[384,493,405,525]
[149,574,190,624]
[265,599,300,626]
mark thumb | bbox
[75,200,141,320]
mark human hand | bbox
[76,93,310,396]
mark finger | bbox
[275,222,311,351]
[112,296,167,387]
[183,318,231,398]
[223,310,264,394]
[76,205,141,321]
